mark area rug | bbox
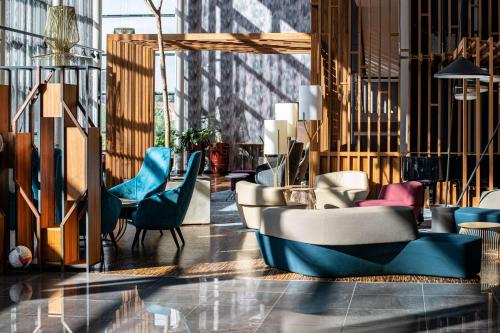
[100,258,480,283]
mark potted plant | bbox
[209,130,230,175]
[173,127,213,174]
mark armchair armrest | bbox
[133,189,180,229]
[109,178,138,200]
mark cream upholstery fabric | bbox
[314,171,369,208]
[236,181,306,229]
[260,206,418,246]
[479,190,500,209]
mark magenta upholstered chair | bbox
[355,181,424,221]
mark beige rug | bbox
[100,258,480,283]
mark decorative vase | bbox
[209,142,230,175]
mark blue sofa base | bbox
[256,232,482,279]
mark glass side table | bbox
[459,222,500,260]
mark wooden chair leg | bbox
[175,227,185,245]
[169,229,180,248]
[141,230,147,243]
[132,228,141,249]
[109,232,118,250]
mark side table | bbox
[459,222,500,260]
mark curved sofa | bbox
[236,181,306,229]
[256,206,482,278]
[455,190,500,230]
[314,171,369,209]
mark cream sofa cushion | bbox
[260,206,418,245]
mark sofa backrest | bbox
[314,171,369,190]
[260,206,418,246]
[479,190,500,209]
[236,181,287,206]
[379,181,423,206]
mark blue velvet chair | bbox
[455,190,500,231]
[109,147,172,201]
[131,151,201,249]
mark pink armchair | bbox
[355,181,424,221]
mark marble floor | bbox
[0,188,499,332]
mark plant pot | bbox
[188,145,207,175]
[430,205,460,233]
[209,142,230,175]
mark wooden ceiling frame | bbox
[106,32,314,186]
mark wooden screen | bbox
[106,37,156,186]
[314,0,500,205]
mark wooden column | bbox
[15,133,33,252]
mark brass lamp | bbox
[33,5,85,65]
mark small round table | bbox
[115,198,139,241]
[224,173,249,200]
[459,222,500,260]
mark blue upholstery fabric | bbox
[109,147,172,201]
[132,151,201,230]
[455,207,500,231]
[79,186,122,236]
[256,232,482,278]
[31,147,63,224]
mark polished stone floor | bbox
[1,188,499,332]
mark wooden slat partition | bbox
[106,37,155,186]
[15,133,33,251]
[315,0,499,204]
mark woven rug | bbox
[100,258,480,283]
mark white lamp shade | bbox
[264,120,288,155]
[275,103,298,137]
[299,85,322,120]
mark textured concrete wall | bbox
[184,0,311,169]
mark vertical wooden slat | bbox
[16,133,33,252]
[87,128,101,268]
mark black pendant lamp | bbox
[434,57,489,79]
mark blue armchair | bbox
[109,147,172,201]
[131,151,201,249]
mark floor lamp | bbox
[299,85,323,143]
[263,120,288,187]
[275,103,299,186]
[433,57,489,206]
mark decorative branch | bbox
[144,0,171,147]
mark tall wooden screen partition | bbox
[106,33,312,186]
[1,66,102,271]
[312,0,499,205]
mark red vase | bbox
[209,143,230,175]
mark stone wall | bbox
[184,0,310,169]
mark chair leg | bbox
[141,230,147,243]
[132,228,141,249]
[160,230,163,236]
[175,227,185,245]
[169,229,180,248]
[109,232,118,250]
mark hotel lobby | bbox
[0,0,500,332]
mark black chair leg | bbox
[170,229,180,248]
[141,230,147,243]
[109,232,118,250]
[160,230,163,236]
[132,228,141,249]
[175,227,185,245]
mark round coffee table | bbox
[459,222,500,260]
[281,185,317,209]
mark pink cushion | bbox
[355,200,403,207]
